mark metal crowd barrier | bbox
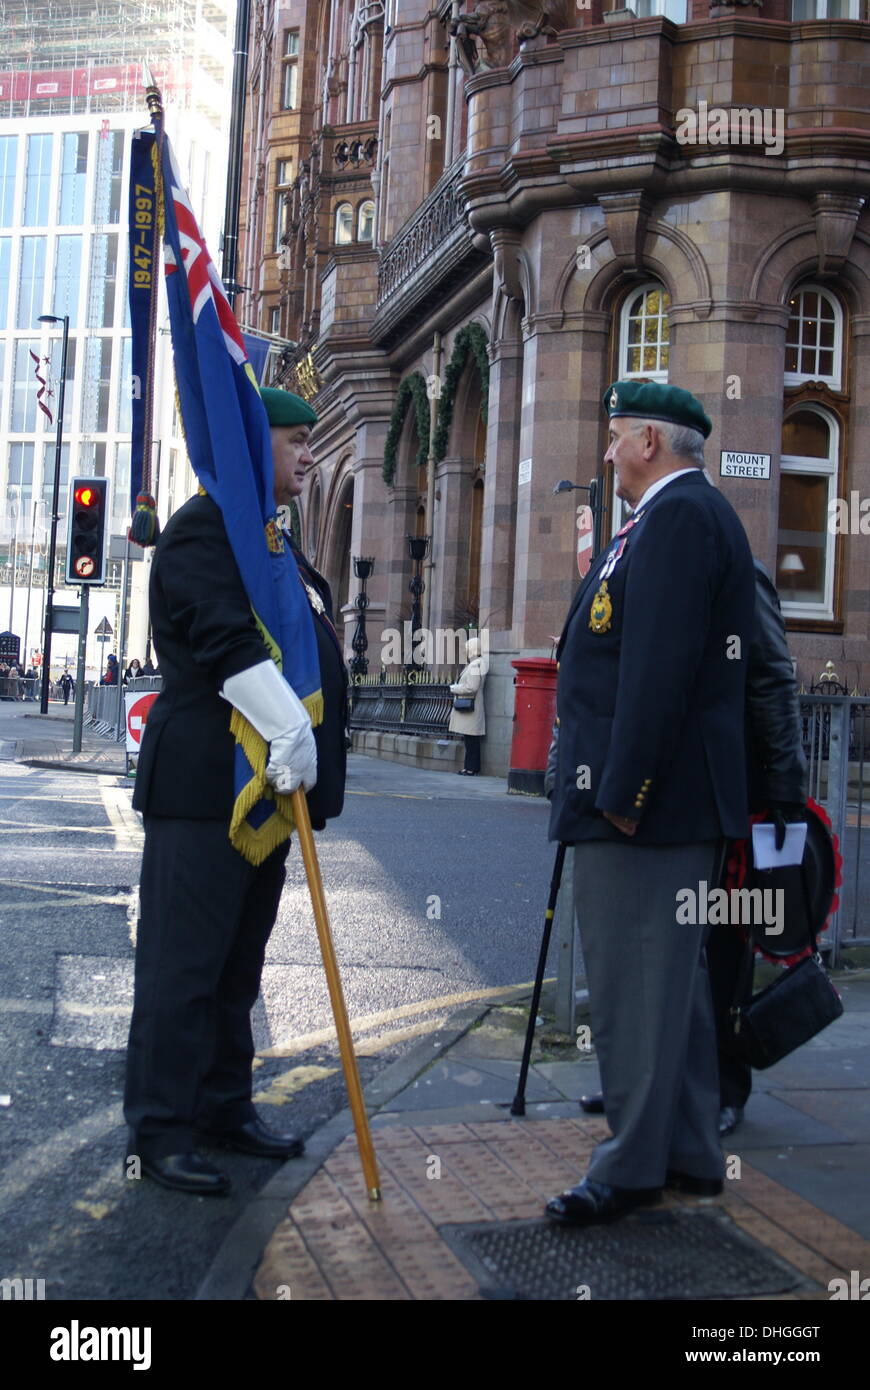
[799,694,869,957]
[0,676,40,701]
[85,676,163,740]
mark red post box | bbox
[509,657,558,795]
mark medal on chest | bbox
[586,509,645,634]
[303,580,325,615]
[589,580,613,633]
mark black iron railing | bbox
[349,670,460,739]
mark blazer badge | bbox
[589,580,613,633]
[265,519,285,554]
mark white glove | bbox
[220,660,317,794]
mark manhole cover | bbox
[439,1209,818,1301]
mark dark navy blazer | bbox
[133,493,346,828]
[548,469,756,845]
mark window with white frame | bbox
[357,199,374,242]
[634,0,688,19]
[609,281,671,536]
[282,32,299,110]
[776,407,838,618]
[276,159,293,189]
[784,284,842,390]
[791,0,859,18]
[334,202,353,245]
[619,283,671,380]
[274,193,289,252]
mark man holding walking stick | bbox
[544,381,756,1226]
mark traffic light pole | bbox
[39,316,69,714]
[72,586,89,755]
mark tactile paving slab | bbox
[439,1207,819,1301]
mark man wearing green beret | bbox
[125,388,347,1195]
[545,379,756,1225]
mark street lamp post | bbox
[553,476,606,558]
[37,313,70,713]
[350,556,374,679]
[406,534,430,669]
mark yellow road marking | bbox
[257,980,537,1058]
[100,784,143,849]
[254,1064,338,1105]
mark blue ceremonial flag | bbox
[136,102,322,864]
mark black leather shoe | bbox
[545,1178,661,1226]
[579,1093,605,1114]
[139,1152,230,1196]
[719,1105,744,1137]
[201,1118,305,1159]
[665,1169,724,1197]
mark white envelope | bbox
[751,821,807,870]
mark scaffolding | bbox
[0,0,232,118]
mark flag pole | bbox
[290,787,381,1201]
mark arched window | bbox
[619,282,671,381]
[776,407,838,618]
[784,285,843,391]
[334,202,353,245]
[357,200,374,242]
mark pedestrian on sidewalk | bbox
[125,388,347,1196]
[102,654,119,686]
[449,636,487,775]
[545,380,756,1226]
[59,671,74,705]
[124,659,143,683]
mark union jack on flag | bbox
[131,108,323,864]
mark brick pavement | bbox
[250,978,870,1302]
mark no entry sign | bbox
[125,691,158,752]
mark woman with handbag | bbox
[449,636,486,775]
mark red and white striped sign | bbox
[576,505,594,578]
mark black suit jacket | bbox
[746,560,807,811]
[548,469,756,845]
[133,494,346,826]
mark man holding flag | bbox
[124,97,347,1195]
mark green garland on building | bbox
[382,372,431,486]
[433,322,490,463]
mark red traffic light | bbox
[74,485,98,507]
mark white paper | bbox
[751,822,807,870]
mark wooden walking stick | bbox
[291,787,381,1201]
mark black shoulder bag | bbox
[725,862,843,1070]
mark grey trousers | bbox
[573,839,724,1189]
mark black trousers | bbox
[463,735,482,774]
[124,816,288,1161]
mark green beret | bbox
[261,387,318,427]
[603,380,711,440]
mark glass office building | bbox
[0,0,234,670]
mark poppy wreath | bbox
[725,797,843,967]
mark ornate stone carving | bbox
[812,192,865,276]
[451,1,574,76]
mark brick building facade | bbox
[237,0,870,775]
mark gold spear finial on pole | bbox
[142,63,163,118]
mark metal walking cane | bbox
[511,841,568,1117]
